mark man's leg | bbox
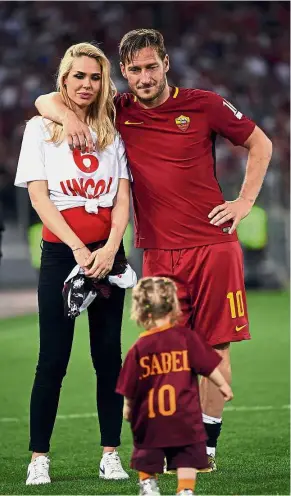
[143,248,192,328]
[199,343,231,467]
[187,242,250,470]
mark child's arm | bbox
[208,366,233,402]
[186,332,233,401]
[123,398,133,422]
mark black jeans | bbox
[29,240,125,453]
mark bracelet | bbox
[72,245,85,252]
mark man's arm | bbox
[239,125,273,204]
[208,125,272,234]
[35,92,94,152]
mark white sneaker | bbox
[26,455,51,485]
[176,490,195,495]
[139,477,160,495]
[99,450,129,480]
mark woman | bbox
[15,43,130,485]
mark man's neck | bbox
[137,84,171,109]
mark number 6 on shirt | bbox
[148,384,177,418]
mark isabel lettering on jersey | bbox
[175,115,190,131]
[139,350,190,379]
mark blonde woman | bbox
[15,43,130,484]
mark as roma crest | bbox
[175,115,190,131]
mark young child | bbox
[116,277,233,496]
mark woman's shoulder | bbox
[25,116,53,139]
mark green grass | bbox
[0,291,289,495]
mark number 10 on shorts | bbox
[227,290,245,318]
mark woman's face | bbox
[64,55,102,108]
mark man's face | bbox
[120,47,169,104]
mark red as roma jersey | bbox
[116,324,221,449]
[115,88,255,249]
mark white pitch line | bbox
[224,404,290,412]
[0,405,289,424]
[0,417,20,423]
[57,412,97,420]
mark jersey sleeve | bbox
[14,117,47,188]
[116,345,139,399]
[206,92,256,146]
[115,132,132,181]
[187,332,221,376]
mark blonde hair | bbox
[48,42,116,151]
[131,277,181,330]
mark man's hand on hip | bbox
[208,197,254,234]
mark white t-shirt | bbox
[15,117,130,214]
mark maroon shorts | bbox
[131,443,208,473]
[143,241,250,346]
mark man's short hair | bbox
[119,29,166,65]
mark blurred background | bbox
[0,0,289,316]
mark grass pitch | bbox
[0,290,289,495]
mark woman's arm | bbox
[28,180,91,267]
[85,178,130,278]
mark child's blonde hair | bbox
[131,277,181,329]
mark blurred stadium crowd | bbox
[0,1,289,287]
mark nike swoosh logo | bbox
[99,466,105,474]
[235,324,247,332]
[124,121,144,125]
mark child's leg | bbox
[131,447,162,494]
[138,471,160,495]
[176,467,196,494]
[139,471,157,481]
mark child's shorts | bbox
[131,442,208,473]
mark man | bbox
[35,29,272,471]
